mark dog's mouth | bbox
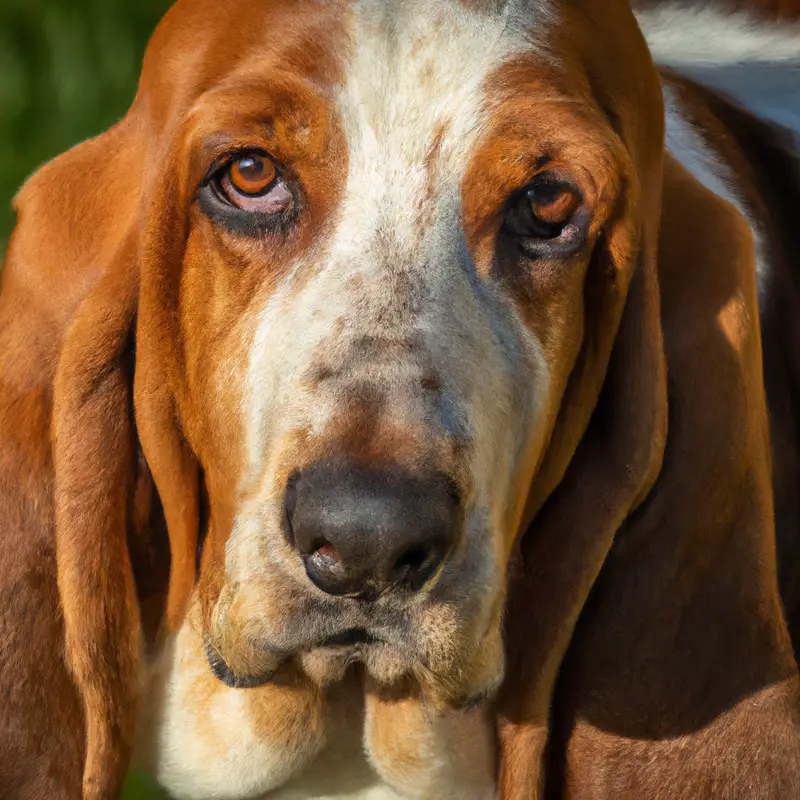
[205,627,381,689]
[204,638,277,689]
[319,627,376,648]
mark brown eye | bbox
[214,151,293,215]
[228,154,276,196]
[505,172,587,253]
[527,181,581,231]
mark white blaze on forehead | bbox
[333,0,547,258]
[238,1,550,469]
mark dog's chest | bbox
[133,621,496,799]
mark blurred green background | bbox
[0,0,171,257]
[1,6,173,795]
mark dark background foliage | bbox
[0,0,171,255]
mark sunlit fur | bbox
[8,0,800,798]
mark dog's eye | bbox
[526,180,581,235]
[505,173,587,255]
[229,153,276,195]
[214,152,292,214]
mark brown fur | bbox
[1,1,799,798]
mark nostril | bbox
[312,540,340,564]
[305,540,362,596]
[394,546,429,575]
[391,542,444,591]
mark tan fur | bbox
[1,1,800,798]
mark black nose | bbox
[284,460,461,598]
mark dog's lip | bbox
[205,627,387,687]
[317,627,377,648]
[204,638,276,689]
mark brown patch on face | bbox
[317,387,467,477]
[140,0,349,134]
[460,53,632,547]
[153,52,350,623]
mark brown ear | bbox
[132,126,202,635]
[545,152,799,797]
[496,2,669,796]
[133,277,201,635]
[52,241,140,797]
[11,20,212,791]
[0,114,146,796]
[51,117,205,798]
[498,240,667,797]
[13,106,202,795]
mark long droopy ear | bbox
[52,243,141,797]
[498,250,667,798]
[497,2,668,796]
[32,116,202,797]
[0,112,147,797]
[132,139,201,637]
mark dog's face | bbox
[139,0,655,704]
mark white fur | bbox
[638,4,800,66]
[134,611,496,800]
[241,0,550,492]
[663,83,769,296]
[133,612,326,799]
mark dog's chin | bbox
[299,637,412,688]
[204,634,502,713]
[299,636,504,712]
[203,601,505,706]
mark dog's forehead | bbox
[339,0,549,153]
[326,0,550,256]
[145,1,560,160]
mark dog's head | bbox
[6,0,667,772]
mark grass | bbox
[123,771,172,800]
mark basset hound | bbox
[1,1,800,798]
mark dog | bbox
[1,1,799,797]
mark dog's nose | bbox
[284,461,461,598]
